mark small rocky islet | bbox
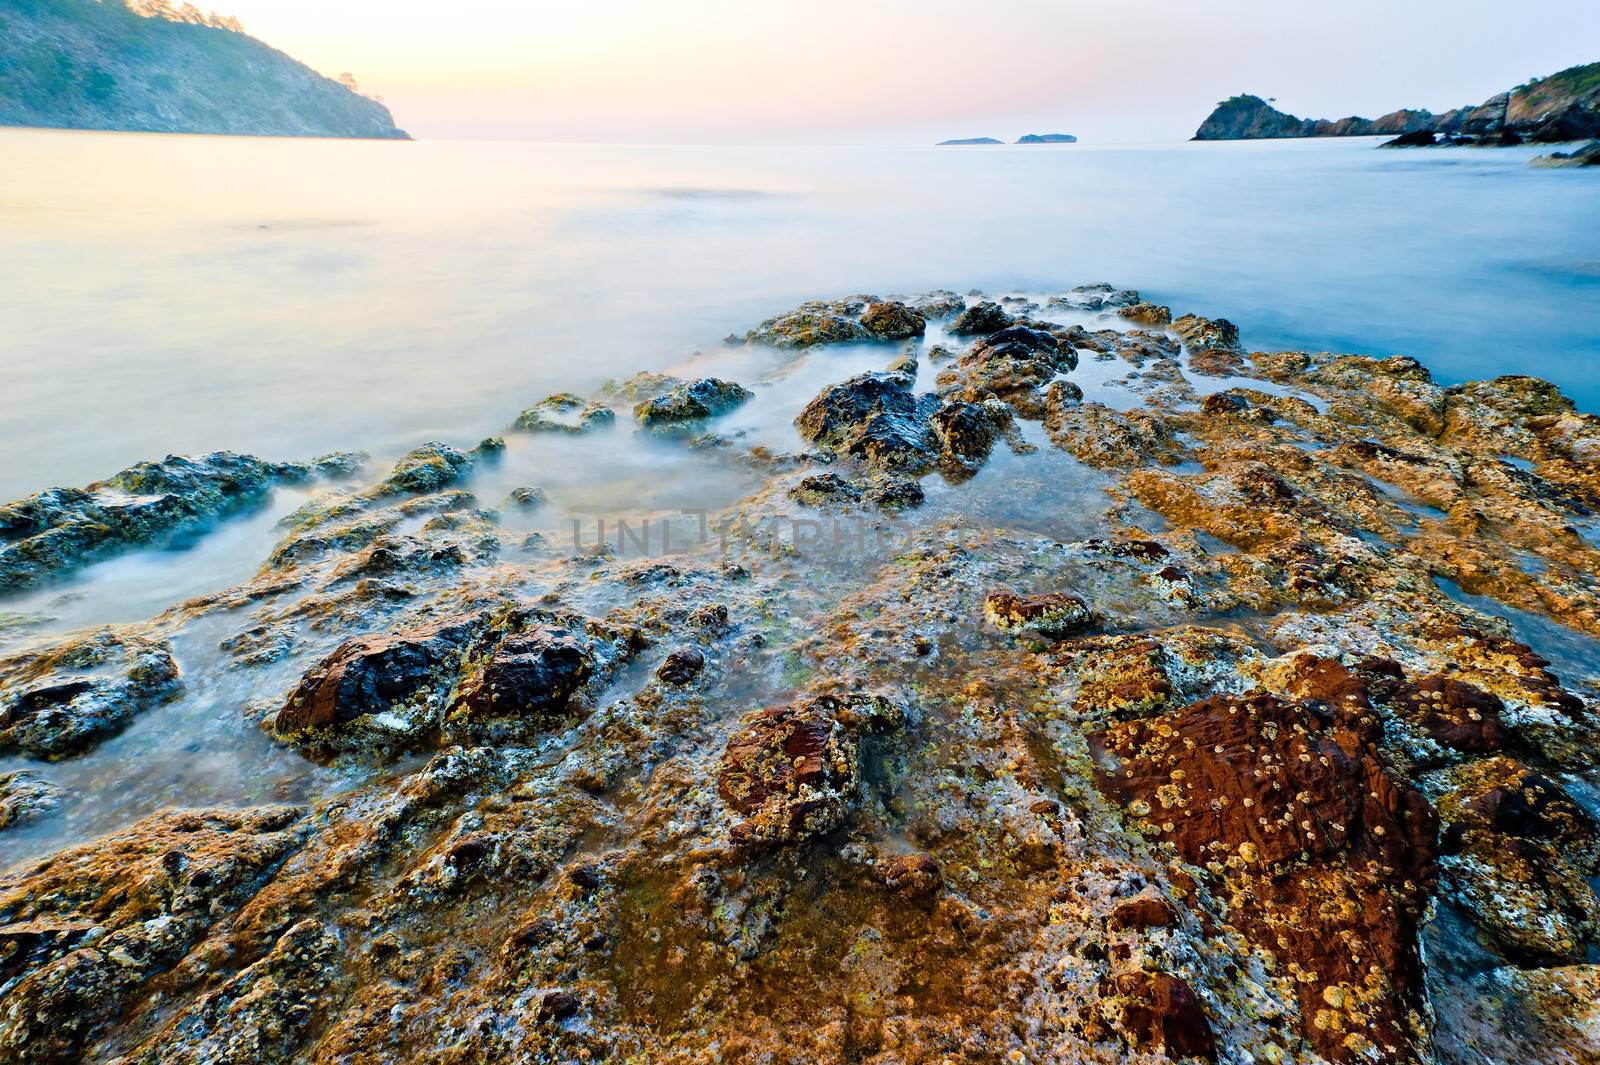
[1,285,1600,1063]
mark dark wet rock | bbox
[861,474,924,511]
[718,691,903,845]
[859,300,926,340]
[741,300,871,348]
[787,472,861,509]
[634,378,753,428]
[374,441,477,496]
[275,614,482,734]
[1382,129,1440,148]
[275,608,632,758]
[0,630,181,759]
[1091,691,1438,1061]
[0,771,63,831]
[936,325,1077,417]
[930,397,1012,478]
[1101,970,1217,1061]
[655,648,706,685]
[949,301,1013,336]
[512,393,616,434]
[984,589,1093,639]
[449,628,593,721]
[0,452,316,592]
[794,371,938,473]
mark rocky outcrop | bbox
[1531,141,1600,167]
[1017,133,1077,144]
[0,0,407,138]
[1,284,1599,1064]
[634,378,753,429]
[1197,63,1600,145]
[0,451,352,592]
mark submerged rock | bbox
[0,452,318,592]
[0,629,181,759]
[0,770,63,831]
[512,393,616,433]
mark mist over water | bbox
[2,129,1597,504]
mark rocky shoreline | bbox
[1193,61,1600,149]
[2,286,1599,1063]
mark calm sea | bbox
[1,129,1597,503]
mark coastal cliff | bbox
[0,0,407,138]
[1195,60,1600,144]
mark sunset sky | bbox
[213,0,1600,143]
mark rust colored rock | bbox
[983,589,1093,639]
[1394,675,1511,753]
[717,692,901,845]
[655,647,706,686]
[1090,690,1437,1062]
[1108,894,1178,931]
[276,615,478,733]
[449,627,592,721]
[1109,971,1216,1061]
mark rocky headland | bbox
[1,286,1599,1063]
[0,0,408,139]
[1194,61,1600,147]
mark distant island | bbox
[1193,60,1600,146]
[0,0,408,139]
[937,133,1078,146]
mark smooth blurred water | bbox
[2,129,1598,503]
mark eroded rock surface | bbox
[2,285,1599,1064]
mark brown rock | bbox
[717,692,902,845]
[655,648,706,685]
[1091,691,1438,1062]
[275,615,479,733]
[1108,894,1178,930]
[1109,970,1216,1060]
[1394,675,1511,753]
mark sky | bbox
[210,0,1600,144]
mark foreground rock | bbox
[1,284,1598,1064]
